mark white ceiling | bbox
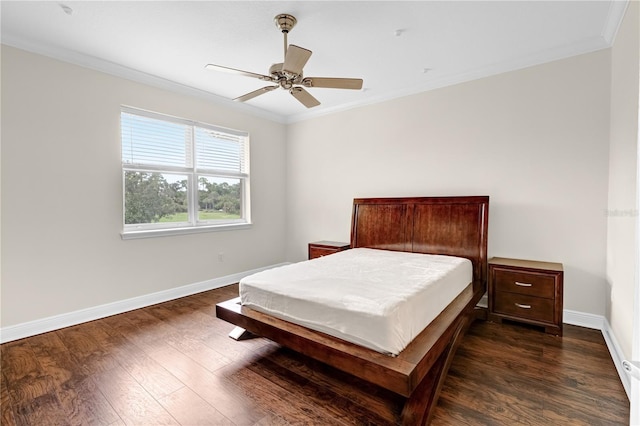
[1,1,628,123]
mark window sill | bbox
[121,223,252,240]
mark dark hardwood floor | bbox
[1,284,629,425]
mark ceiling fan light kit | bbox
[205,13,363,109]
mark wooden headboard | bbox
[350,196,489,288]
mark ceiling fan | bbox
[205,14,363,108]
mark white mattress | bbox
[239,248,472,356]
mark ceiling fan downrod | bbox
[274,14,297,59]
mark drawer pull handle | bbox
[515,281,532,287]
[515,303,531,309]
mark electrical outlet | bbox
[218,252,225,262]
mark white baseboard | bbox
[0,263,288,344]
[482,308,629,400]
[563,308,605,330]
[563,309,630,399]
[601,319,632,399]
[0,279,632,401]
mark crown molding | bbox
[1,35,287,124]
[3,0,625,127]
[601,0,630,45]
[286,34,612,124]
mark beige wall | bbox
[607,1,639,361]
[1,46,287,327]
[1,26,630,335]
[286,50,612,316]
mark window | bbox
[121,107,250,238]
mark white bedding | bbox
[239,248,472,356]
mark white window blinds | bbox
[121,108,248,173]
[120,106,250,236]
[121,112,193,168]
[195,127,248,175]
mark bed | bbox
[216,196,489,425]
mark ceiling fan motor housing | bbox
[269,62,302,88]
[274,14,297,33]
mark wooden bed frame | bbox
[216,196,489,425]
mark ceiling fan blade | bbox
[282,45,312,76]
[234,86,279,102]
[205,64,272,81]
[290,87,320,108]
[302,77,363,90]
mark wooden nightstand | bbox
[308,241,350,260]
[488,257,564,335]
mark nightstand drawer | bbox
[493,269,555,299]
[309,246,338,259]
[493,292,555,323]
[308,241,350,260]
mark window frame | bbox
[120,106,251,239]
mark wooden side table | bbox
[308,241,350,260]
[488,257,564,335]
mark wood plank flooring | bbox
[1,284,629,425]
